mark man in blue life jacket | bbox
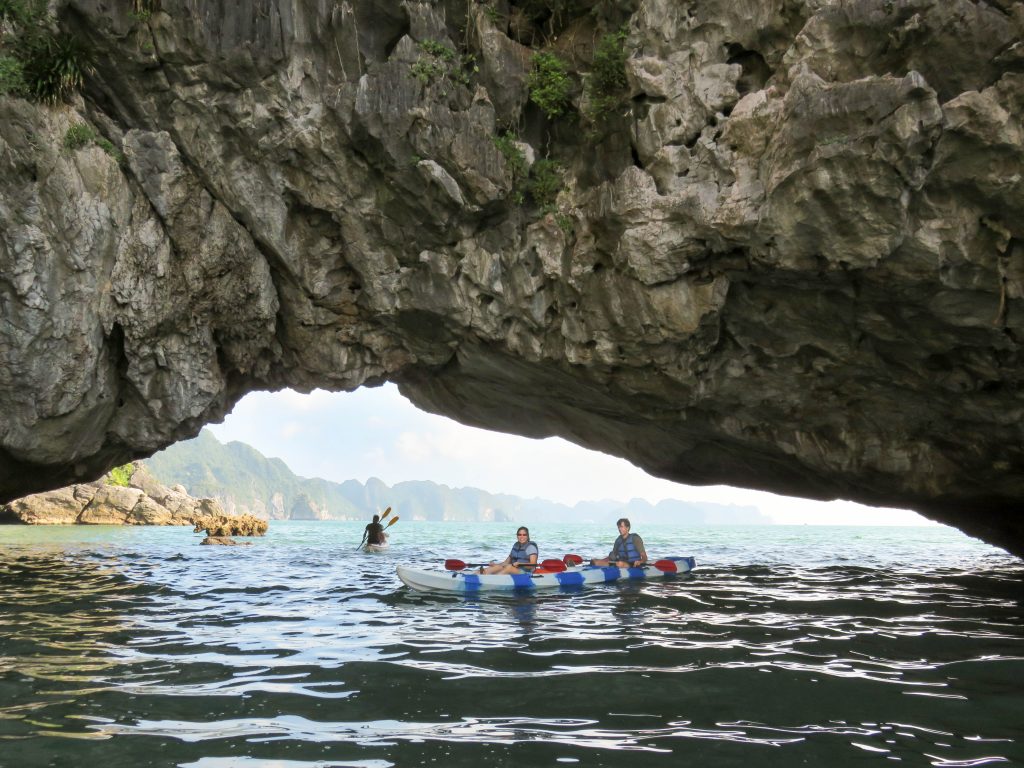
[479,526,539,574]
[591,518,647,568]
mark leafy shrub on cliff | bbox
[64,122,96,149]
[412,39,477,88]
[492,130,528,203]
[526,158,563,213]
[0,0,41,25]
[0,54,25,96]
[527,51,572,118]
[585,28,629,119]
[20,29,93,103]
[106,463,135,487]
[62,122,124,164]
[0,0,93,103]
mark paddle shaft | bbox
[562,553,677,573]
[444,558,556,571]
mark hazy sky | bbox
[206,383,932,526]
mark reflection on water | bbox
[0,522,1021,767]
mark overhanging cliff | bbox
[1,0,1022,555]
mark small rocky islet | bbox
[0,462,267,544]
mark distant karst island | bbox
[144,430,772,526]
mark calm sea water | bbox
[0,521,1021,768]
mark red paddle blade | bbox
[562,554,583,566]
[653,559,677,573]
[534,560,566,574]
[444,559,467,571]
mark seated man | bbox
[480,527,539,574]
[591,518,647,568]
[364,514,387,545]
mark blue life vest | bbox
[509,540,539,564]
[610,533,642,562]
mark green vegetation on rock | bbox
[64,122,96,149]
[526,157,563,213]
[492,130,528,203]
[0,0,93,103]
[62,122,124,165]
[411,39,476,88]
[527,51,572,119]
[0,53,26,96]
[585,28,629,122]
[492,132,565,214]
[105,463,134,487]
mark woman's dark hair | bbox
[615,518,630,528]
[517,526,530,537]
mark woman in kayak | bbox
[591,518,647,568]
[479,527,539,574]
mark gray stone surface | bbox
[0,463,225,525]
[1,0,1022,555]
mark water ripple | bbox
[0,522,1021,766]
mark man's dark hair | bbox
[616,518,630,528]
[372,514,380,523]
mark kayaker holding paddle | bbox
[362,513,388,546]
[592,518,647,568]
[358,507,399,550]
[479,526,539,574]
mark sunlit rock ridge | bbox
[1,1,1022,555]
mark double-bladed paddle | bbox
[443,558,566,572]
[442,555,677,573]
[560,553,679,573]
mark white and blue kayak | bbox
[396,557,695,593]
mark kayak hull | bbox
[396,558,695,593]
[364,541,390,552]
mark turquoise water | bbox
[0,521,1021,767]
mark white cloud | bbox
[395,431,434,463]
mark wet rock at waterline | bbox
[0,463,264,541]
[200,536,252,546]
[1,1,1022,556]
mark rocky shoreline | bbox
[0,463,266,540]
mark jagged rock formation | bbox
[145,427,766,523]
[1,1,1023,555]
[0,462,226,525]
[191,513,269,537]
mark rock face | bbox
[1,1,1023,555]
[191,513,269,537]
[0,463,226,525]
